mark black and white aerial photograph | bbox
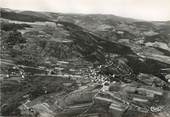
[0,0,170,117]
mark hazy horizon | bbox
[1,0,170,21]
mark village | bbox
[1,6,170,117]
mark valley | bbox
[1,8,170,117]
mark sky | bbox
[1,0,170,21]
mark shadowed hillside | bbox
[1,8,170,117]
